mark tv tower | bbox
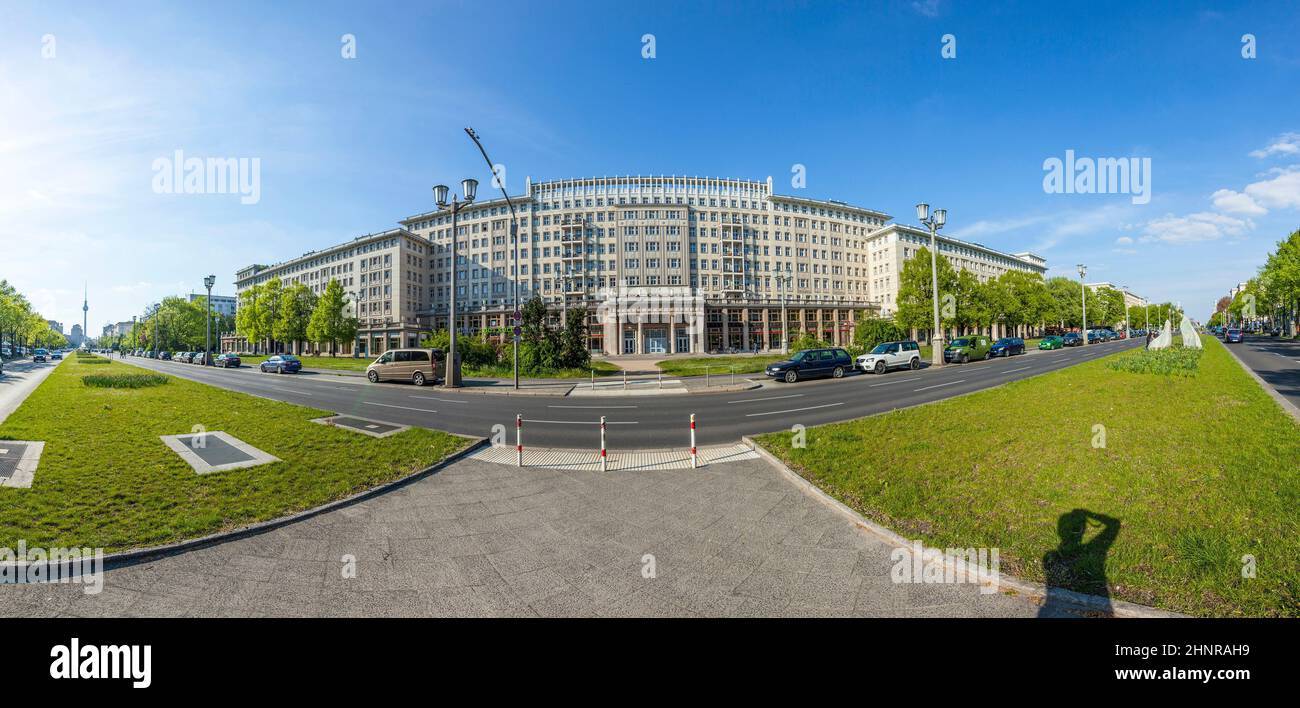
[82,282,88,349]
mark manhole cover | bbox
[311,416,409,438]
[0,441,44,488]
[159,432,280,474]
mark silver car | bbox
[856,340,922,374]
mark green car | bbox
[1038,335,1065,350]
[943,335,992,364]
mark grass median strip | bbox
[0,359,470,553]
[756,337,1299,617]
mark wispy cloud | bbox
[1248,132,1300,159]
[1139,212,1254,244]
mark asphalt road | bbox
[1223,334,1300,409]
[124,339,1143,448]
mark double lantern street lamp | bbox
[916,203,947,367]
[203,274,216,364]
[433,178,478,388]
[1077,264,1088,346]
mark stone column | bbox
[742,308,750,352]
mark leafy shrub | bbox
[789,333,832,352]
[1106,346,1202,376]
[75,358,111,365]
[82,373,169,388]
[854,317,907,351]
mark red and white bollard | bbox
[600,415,608,472]
[515,414,523,468]
[690,413,698,469]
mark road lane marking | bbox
[1003,366,1032,373]
[262,385,311,396]
[547,405,638,409]
[364,402,436,413]
[914,379,966,392]
[409,396,468,404]
[745,402,844,417]
[524,419,639,424]
[868,377,921,387]
[726,393,803,403]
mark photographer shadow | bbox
[1039,508,1121,617]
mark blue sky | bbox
[3,0,1299,331]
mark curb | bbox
[1220,338,1300,425]
[741,435,1187,618]
[4,434,488,572]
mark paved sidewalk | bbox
[0,358,62,425]
[1,455,1047,617]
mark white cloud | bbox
[1249,132,1300,159]
[1211,188,1267,215]
[1242,165,1300,210]
[1115,236,1134,245]
[911,0,941,17]
[1139,212,1254,245]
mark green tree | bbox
[853,317,907,351]
[274,282,317,354]
[307,280,357,356]
[236,284,265,353]
[258,277,284,352]
[895,247,959,336]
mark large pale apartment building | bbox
[225,176,1046,357]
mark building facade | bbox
[189,293,237,318]
[227,176,1046,357]
[861,224,1047,318]
[1087,282,1148,330]
[47,320,63,335]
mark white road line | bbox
[262,385,311,396]
[914,379,966,392]
[868,377,921,387]
[745,402,844,417]
[409,395,468,404]
[364,402,436,413]
[1003,366,1032,373]
[523,419,639,425]
[547,405,638,409]
[726,393,804,403]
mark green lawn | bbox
[655,354,788,377]
[0,357,470,553]
[463,359,623,379]
[756,337,1299,617]
[236,354,622,378]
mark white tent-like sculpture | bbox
[1149,319,1174,350]
[1179,315,1201,348]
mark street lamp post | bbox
[1077,264,1088,346]
[780,275,791,354]
[203,274,215,364]
[434,178,478,388]
[916,203,947,367]
[465,128,522,391]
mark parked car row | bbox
[764,329,1129,384]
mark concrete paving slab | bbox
[0,440,44,488]
[159,431,280,474]
[311,415,410,438]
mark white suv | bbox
[856,340,922,374]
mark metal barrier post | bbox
[516,414,522,467]
[690,413,697,469]
[600,415,607,472]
